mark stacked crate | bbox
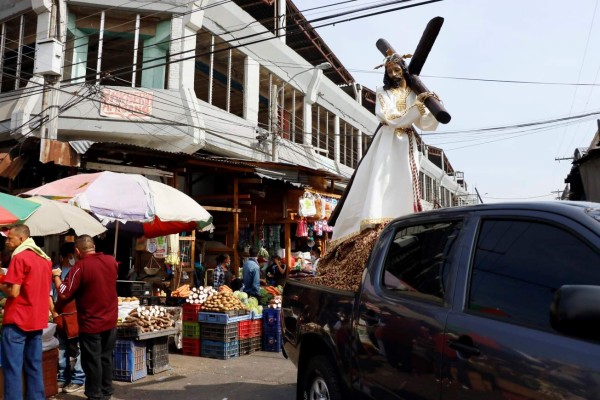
[146,336,170,374]
[113,340,147,382]
[199,311,249,359]
[238,312,262,355]
[262,308,282,352]
[182,303,203,356]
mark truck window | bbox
[468,219,600,331]
[382,221,463,303]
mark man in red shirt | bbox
[0,224,52,400]
[55,235,118,400]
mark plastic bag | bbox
[298,193,317,217]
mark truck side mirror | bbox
[550,285,600,341]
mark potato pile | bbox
[120,305,174,333]
[201,291,246,312]
[303,224,387,292]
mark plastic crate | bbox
[200,322,238,342]
[146,336,169,374]
[182,303,203,322]
[201,339,239,360]
[262,308,282,332]
[238,320,252,339]
[138,296,166,306]
[250,319,262,338]
[182,322,201,339]
[199,311,249,324]
[182,338,201,356]
[250,310,263,320]
[131,282,153,297]
[238,336,262,355]
[263,331,282,352]
[42,348,59,398]
[113,340,147,382]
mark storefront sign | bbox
[100,89,153,119]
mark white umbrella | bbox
[24,196,107,237]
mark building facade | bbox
[0,0,471,207]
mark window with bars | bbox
[195,29,245,117]
[61,7,171,88]
[0,11,36,93]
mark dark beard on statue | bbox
[383,72,404,90]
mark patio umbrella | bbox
[25,196,107,237]
[23,171,213,237]
[0,192,40,226]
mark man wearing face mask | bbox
[51,241,85,393]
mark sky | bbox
[294,0,600,202]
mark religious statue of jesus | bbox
[331,53,441,242]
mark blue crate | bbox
[113,340,147,382]
[250,310,263,320]
[199,311,250,324]
[201,339,239,360]
[262,331,282,352]
[262,308,281,331]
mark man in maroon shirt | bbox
[55,235,118,400]
[0,224,52,400]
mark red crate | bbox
[42,348,59,398]
[250,319,262,338]
[182,338,201,356]
[182,303,203,322]
[238,320,252,339]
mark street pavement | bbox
[56,351,297,400]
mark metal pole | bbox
[271,83,279,162]
[96,11,105,83]
[131,14,140,87]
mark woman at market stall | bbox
[213,254,232,290]
[266,255,286,287]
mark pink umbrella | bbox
[23,172,212,252]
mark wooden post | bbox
[233,178,239,276]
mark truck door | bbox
[355,219,464,399]
[442,214,600,399]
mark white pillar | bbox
[334,115,340,163]
[277,0,286,43]
[303,98,312,146]
[244,56,260,123]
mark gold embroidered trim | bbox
[415,101,426,116]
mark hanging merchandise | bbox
[314,220,323,237]
[298,192,317,217]
[307,222,314,239]
[295,218,308,237]
[314,194,324,219]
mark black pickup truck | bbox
[281,201,600,400]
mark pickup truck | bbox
[281,201,600,400]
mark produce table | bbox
[116,326,178,340]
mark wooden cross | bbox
[376,16,451,124]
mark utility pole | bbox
[35,0,64,163]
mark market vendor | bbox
[266,255,286,286]
[213,253,233,290]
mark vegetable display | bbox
[120,305,175,333]
[201,291,247,312]
[185,286,217,305]
[233,291,263,315]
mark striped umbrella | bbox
[0,192,41,226]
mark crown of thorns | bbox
[374,53,412,69]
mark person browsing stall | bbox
[0,224,52,400]
[54,235,118,400]
[51,241,85,393]
[242,247,261,298]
